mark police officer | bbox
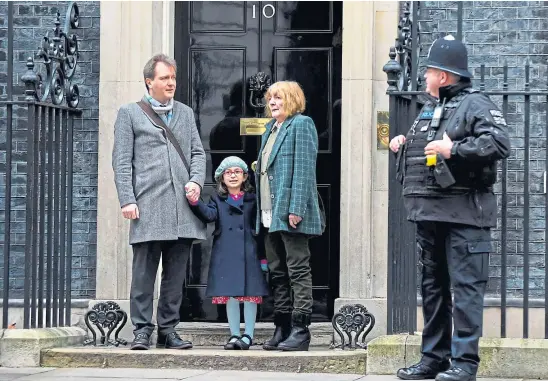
[390,36,510,381]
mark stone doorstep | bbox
[41,346,367,374]
[171,322,334,347]
[366,334,548,380]
[0,327,87,368]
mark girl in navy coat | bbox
[187,156,269,350]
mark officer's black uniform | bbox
[396,37,511,381]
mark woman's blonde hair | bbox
[264,81,306,118]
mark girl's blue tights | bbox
[225,298,257,344]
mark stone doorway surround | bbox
[96,1,397,341]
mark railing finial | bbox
[383,47,402,93]
[21,57,39,102]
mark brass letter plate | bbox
[376,111,389,150]
[240,118,271,136]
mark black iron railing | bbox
[0,2,82,329]
[1,99,80,329]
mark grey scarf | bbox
[144,93,174,124]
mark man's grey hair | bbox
[143,53,177,90]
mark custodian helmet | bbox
[425,35,473,79]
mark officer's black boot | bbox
[435,367,476,381]
[397,360,450,380]
[263,313,292,350]
[277,311,311,351]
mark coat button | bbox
[271,194,274,199]
[229,227,233,231]
[239,225,243,230]
[269,175,273,180]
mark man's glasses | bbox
[224,169,245,177]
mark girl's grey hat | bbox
[214,156,249,181]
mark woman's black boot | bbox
[263,313,292,350]
[278,312,311,351]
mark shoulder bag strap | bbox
[137,100,191,174]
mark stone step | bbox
[41,346,367,374]
[170,322,334,347]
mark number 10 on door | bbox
[252,4,275,19]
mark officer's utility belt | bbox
[430,185,493,194]
[407,155,493,191]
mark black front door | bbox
[175,1,342,322]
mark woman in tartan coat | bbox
[254,81,325,352]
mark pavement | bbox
[0,369,542,381]
[0,368,365,380]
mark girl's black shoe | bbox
[224,335,240,350]
[234,334,252,350]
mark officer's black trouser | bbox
[416,221,490,375]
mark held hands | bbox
[424,133,453,159]
[185,182,201,203]
[389,135,406,153]
[289,214,302,229]
[121,203,139,220]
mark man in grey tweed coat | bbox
[112,54,207,350]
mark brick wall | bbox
[416,1,547,299]
[0,1,99,298]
